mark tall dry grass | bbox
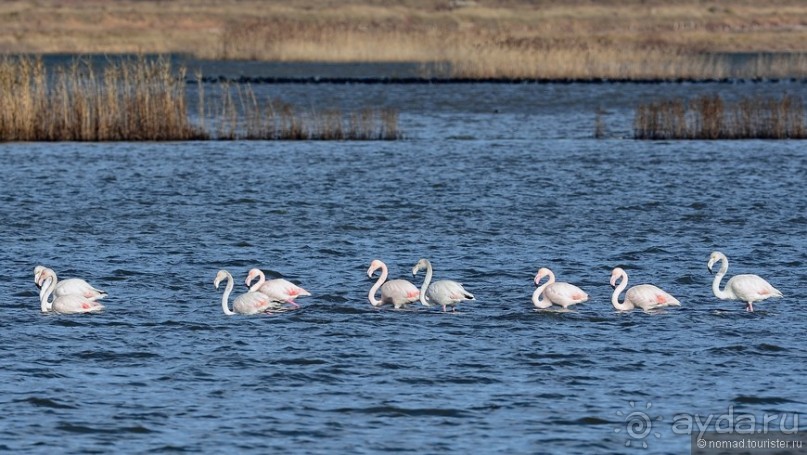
[634,94,807,139]
[213,4,807,79]
[0,56,205,141]
[0,56,401,142]
[5,1,807,80]
[201,82,401,141]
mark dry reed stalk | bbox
[6,1,807,80]
[634,94,807,140]
[0,56,401,142]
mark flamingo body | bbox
[52,294,105,314]
[245,268,310,307]
[623,284,680,310]
[610,267,680,311]
[368,260,419,309]
[215,270,279,315]
[36,268,107,300]
[412,259,474,312]
[380,280,421,308]
[40,277,104,314]
[708,251,782,312]
[532,267,588,309]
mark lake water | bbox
[1,82,806,454]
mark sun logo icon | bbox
[614,401,663,448]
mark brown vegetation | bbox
[0,56,401,141]
[634,94,807,139]
[2,1,807,78]
[0,56,204,141]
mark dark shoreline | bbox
[193,75,807,85]
[12,53,807,85]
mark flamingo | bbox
[245,268,310,309]
[35,267,107,307]
[609,267,680,311]
[367,259,419,309]
[532,267,589,309]
[40,276,104,314]
[215,270,280,315]
[412,258,474,312]
[707,251,782,312]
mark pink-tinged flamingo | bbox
[412,258,474,312]
[35,267,107,312]
[367,259,419,309]
[39,276,104,314]
[245,268,310,309]
[707,251,782,312]
[215,270,280,315]
[609,267,680,311]
[532,267,588,309]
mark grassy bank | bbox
[0,57,400,141]
[2,1,807,79]
[634,94,806,139]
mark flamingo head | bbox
[535,267,552,285]
[245,268,262,287]
[367,260,385,278]
[34,265,46,284]
[412,258,429,276]
[609,267,625,287]
[36,268,55,287]
[707,252,721,273]
[214,270,229,289]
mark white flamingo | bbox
[532,267,589,309]
[215,270,279,315]
[707,251,782,312]
[35,267,107,308]
[245,268,310,309]
[40,276,104,314]
[609,267,680,311]
[412,258,474,312]
[367,259,419,309]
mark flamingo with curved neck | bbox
[367,259,419,309]
[35,268,107,301]
[609,267,680,311]
[40,276,104,314]
[532,267,588,309]
[412,258,474,312]
[707,251,782,312]
[245,268,310,309]
[215,270,278,315]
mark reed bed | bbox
[0,56,205,141]
[5,1,807,80]
[0,57,401,142]
[634,94,807,140]
[219,19,807,80]
[207,83,400,141]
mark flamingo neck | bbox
[418,261,433,306]
[249,270,266,292]
[40,277,56,312]
[711,256,732,299]
[368,264,387,307]
[531,278,552,309]
[221,272,235,315]
[610,272,633,311]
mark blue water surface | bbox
[0,82,806,454]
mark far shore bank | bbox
[3,1,807,79]
[12,53,807,84]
